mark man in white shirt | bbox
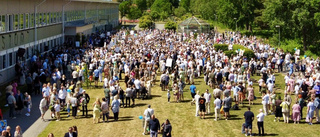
[256,109,265,136]
[262,92,269,116]
[143,105,154,135]
[134,78,141,90]
[58,85,67,109]
[194,91,200,117]
[214,96,222,121]
[204,89,212,114]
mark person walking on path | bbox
[7,92,16,119]
[149,115,160,137]
[142,105,154,135]
[244,107,254,136]
[256,109,265,136]
[39,97,48,121]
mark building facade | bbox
[0,0,119,85]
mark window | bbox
[46,13,49,25]
[25,13,29,28]
[0,15,5,32]
[8,14,13,31]
[9,52,12,66]
[30,13,34,28]
[20,14,24,29]
[15,14,19,30]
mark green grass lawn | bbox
[39,72,320,137]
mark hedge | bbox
[214,44,228,51]
[213,44,255,59]
[224,50,236,58]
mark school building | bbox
[0,0,119,85]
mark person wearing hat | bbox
[81,90,90,117]
[142,105,154,135]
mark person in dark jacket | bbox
[80,90,90,117]
[162,119,172,137]
[64,127,77,137]
[149,115,160,137]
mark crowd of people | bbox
[2,27,320,136]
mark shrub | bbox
[214,44,228,51]
[165,21,177,30]
[224,50,236,58]
[232,44,255,59]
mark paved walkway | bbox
[3,94,51,137]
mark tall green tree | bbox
[262,0,320,50]
[139,15,153,29]
[146,0,155,9]
[180,0,190,12]
[134,0,147,11]
[151,0,173,14]
[128,5,142,20]
[119,1,131,22]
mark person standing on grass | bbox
[101,98,109,123]
[93,67,100,88]
[292,101,301,124]
[54,100,61,121]
[261,91,269,116]
[214,96,222,121]
[244,107,254,136]
[162,119,172,137]
[143,105,154,135]
[104,85,111,105]
[194,91,200,117]
[64,127,77,137]
[280,98,290,123]
[222,95,232,120]
[256,109,265,136]
[81,90,90,117]
[190,82,196,103]
[204,89,212,114]
[149,115,160,137]
[125,85,132,107]
[58,85,67,110]
[199,94,206,119]
[111,95,120,121]
[70,93,78,119]
[307,98,315,125]
[92,98,101,124]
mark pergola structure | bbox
[178,16,210,34]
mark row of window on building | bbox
[0,36,63,70]
[0,8,118,33]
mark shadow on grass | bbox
[180,99,192,103]
[264,133,279,136]
[133,103,147,107]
